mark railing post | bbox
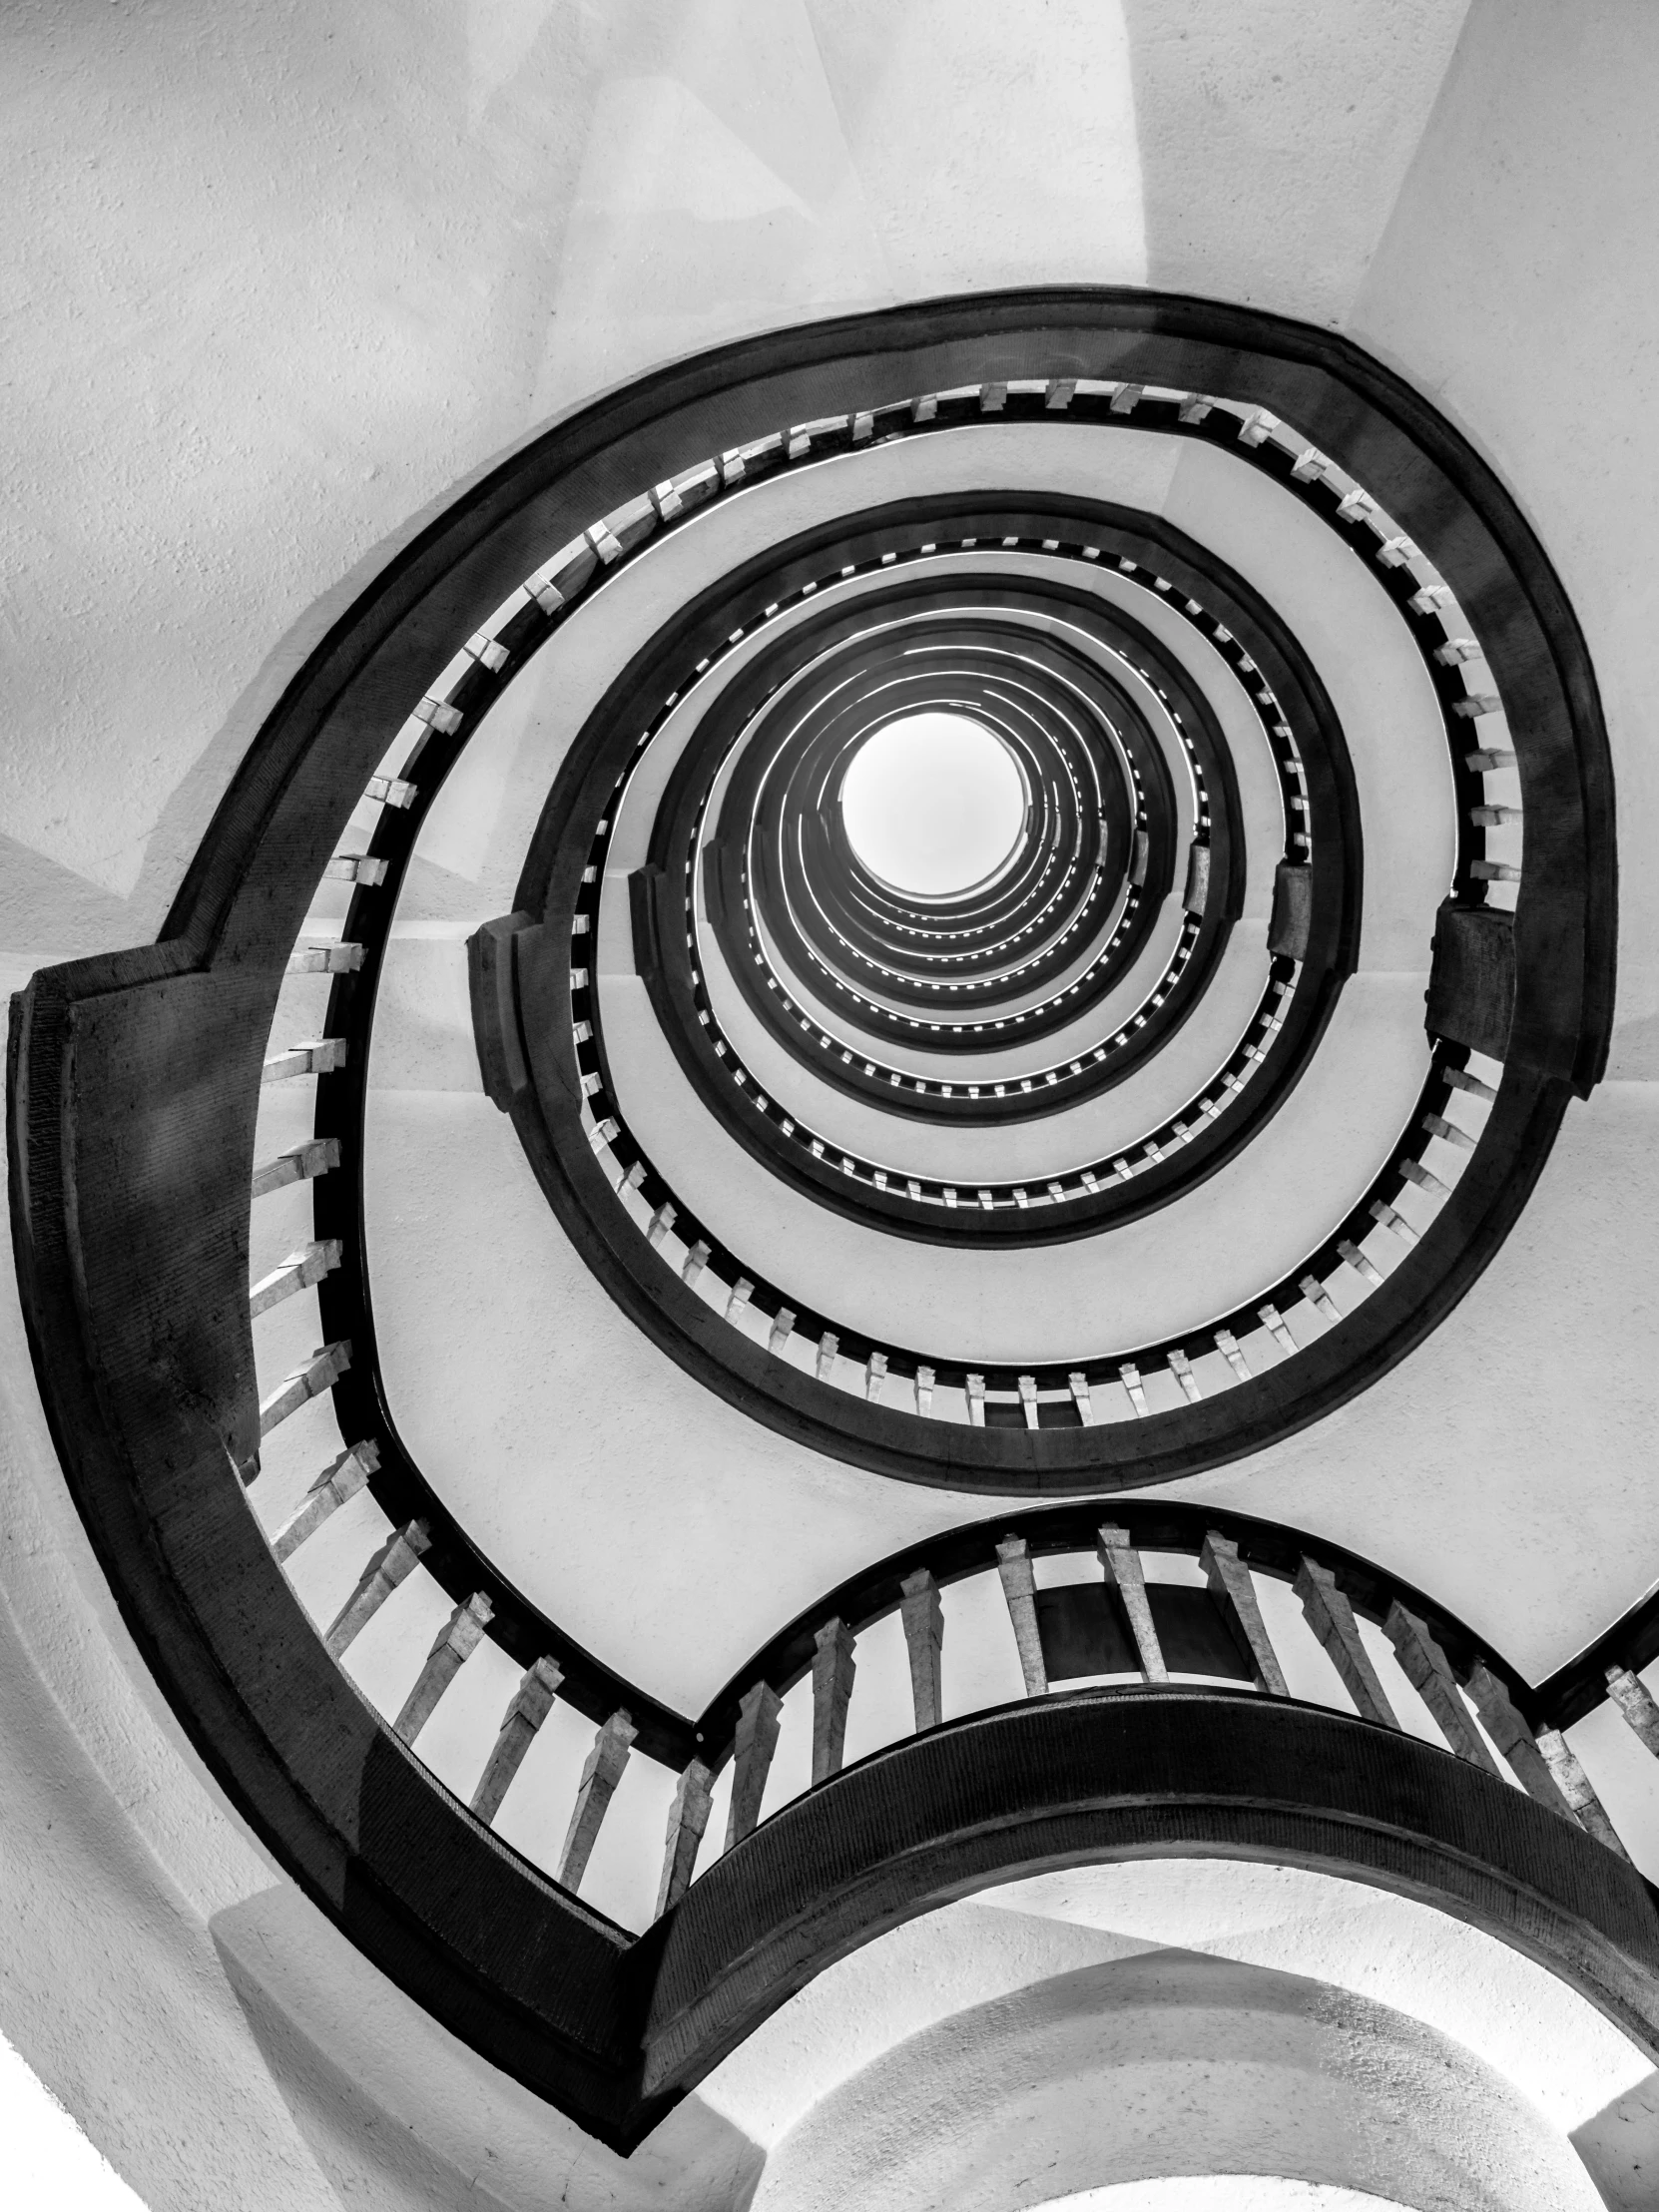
[725,1682,783,1848]
[1382,1602,1501,1775]
[1294,1559,1398,1728]
[323,1521,430,1659]
[995,1538,1047,1697]
[812,1618,857,1781]
[656,1760,714,1916]
[470,1657,562,1825]
[1465,1659,1575,1815]
[272,1440,378,1562]
[900,1567,944,1730]
[1200,1532,1288,1696]
[251,1135,341,1200]
[1535,1728,1629,1859]
[558,1711,637,1891]
[1098,1525,1167,1682]
[393,1592,494,1744]
[1606,1665,1659,1758]
[259,1340,351,1439]
[250,1238,343,1318]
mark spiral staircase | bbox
[6,8,1659,2210]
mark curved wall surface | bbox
[5,6,1659,2210]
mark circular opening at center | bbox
[839,712,1026,898]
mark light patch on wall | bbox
[805,0,1148,292]
[981,1860,1653,2133]
[0,2030,148,2210]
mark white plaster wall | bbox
[5,5,1659,2206]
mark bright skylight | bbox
[839,711,1025,898]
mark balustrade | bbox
[247,1463,1659,1932]
[225,351,1612,1941]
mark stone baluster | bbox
[259,1340,351,1438]
[1337,1238,1383,1287]
[1200,1532,1289,1696]
[681,1240,711,1287]
[816,1333,838,1382]
[323,853,387,885]
[1017,1376,1039,1429]
[1382,1603,1501,1775]
[1294,1559,1398,1727]
[1167,1349,1202,1403]
[1098,1526,1167,1682]
[1606,1666,1659,1759]
[1067,1373,1094,1424]
[323,1520,430,1659]
[558,1711,638,1891]
[1119,1364,1148,1416]
[768,1308,796,1355]
[252,1136,341,1200]
[865,1352,887,1403]
[285,941,366,975]
[1465,1659,1575,1815]
[272,1440,379,1562]
[250,1239,342,1318]
[1214,1330,1252,1382]
[471,1657,563,1824]
[900,1568,944,1731]
[656,1760,714,1916]
[366,768,422,803]
[1444,1066,1497,1102]
[914,1366,935,1416]
[725,1682,784,1848]
[1534,1729,1629,1859]
[393,1592,494,1744]
[965,1375,986,1425]
[812,1619,857,1781]
[994,1538,1047,1697]
[262,1036,347,1082]
[1258,1304,1298,1357]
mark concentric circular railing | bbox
[9,290,1625,2150]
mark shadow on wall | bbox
[1573,2070,1659,2212]
[209,1886,767,2212]
[745,1948,1614,2212]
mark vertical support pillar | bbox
[900,1567,944,1731]
[471,1656,562,1825]
[1294,1558,1398,1727]
[1607,1665,1659,1759]
[656,1760,714,1917]
[323,1520,430,1659]
[558,1710,637,1891]
[812,1618,857,1782]
[725,1682,783,1849]
[1465,1659,1572,1814]
[1535,1728,1629,1859]
[1098,1526,1167,1682]
[994,1537,1047,1696]
[1200,1532,1288,1696]
[1383,1602,1501,1775]
[394,1592,494,1743]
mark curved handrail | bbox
[10,289,1618,2153]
